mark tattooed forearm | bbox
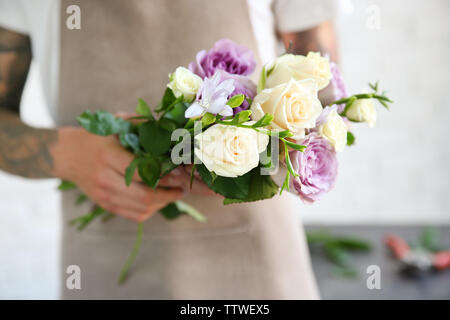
[0,27,58,178]
[0,110,57,178]
[280,20,339,62]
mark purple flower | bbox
[289,133,338,203]
[320,61,348,113]
[189,39,256,78]
[185,71,235,118]
[218,71,256,114]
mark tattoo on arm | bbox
[280,20,339,62]
[0,27,57,178]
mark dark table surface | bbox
[305,225,450,300]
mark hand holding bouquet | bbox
[60,39,392,283]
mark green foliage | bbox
[119,132,140,153]
[251,114,273,128]
[283,139,306,151]
[420,227,441,252]
[201,112,216,127]
[307,230,372,277]
[160,157,178,177]
[137,156,161,188]
[230,110,252,125]
[196,164,251,200]
[69,206,106,231]
[77,110,131,136]
[135,98,154,120]
[227,94,245,108]
[75,193,88,206]
[346,131,355,146]
[159,203,184,220]
[163,101,189,125]
[125,157,140,186]
[156,88,176,112]
[223,169,279,204]
[58,180,77,191]
[138,121,171,156]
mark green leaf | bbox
[332,266,358,278]
[283,139,306,152]
[69,206,106,231]
[77,110,131,136]
[324,243,350,268]
[136,98,154,119]
[175,200,207,222]
[252,114,273,128]
[284,141,298,177]
[160,157,178,177]
[125,157,140,186]
[257,64,275,93]
[346,131,355,146]
[280,170,290,194]
[139,121,171,156]
[163,102,188,125]
[159,203,184,220]
[369,81,379,92]
[137,157,161,188]
[332,237,372,252]
[420,227,440,252]
[223,169,279,204]
[257,65,267,93]
[230,110,251,125]
[342,96,357,116]
[202,112,216,127]
[159,118,177,132]
[75,193,88,206]
[378,98,390,110]
[196,164,251,199]
[277,130,293,139]
[119,132,140,153]
[156,88,176,112]
[58,180,77,191]
[227,94,245,108]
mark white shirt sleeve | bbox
[0,0,30,34]
[273,0,338,32]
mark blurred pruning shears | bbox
[384,233,450,273]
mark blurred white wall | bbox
[0,0,449,299]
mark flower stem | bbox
[118,222,144,285]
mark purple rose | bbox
[320,61,348,113]
[289,133,338,203]
[219,71,256,114]
[189,39,256,78]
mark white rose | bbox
[251,78,322,139]
[318,108,347,152]
[194,123,269,178]
[265,52,331,90]
[167,67,203,102]
[346,99,377,128]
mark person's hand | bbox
[50,127,185,222]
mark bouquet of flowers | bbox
[60,39,392,283]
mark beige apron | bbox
[58,0,319,299]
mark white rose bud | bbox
[167,67,203,102]
[346,99,377,128]
[318,109,347,152]
[251,78,322,140]
[194,123,269,178]
[265,52,332,90]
